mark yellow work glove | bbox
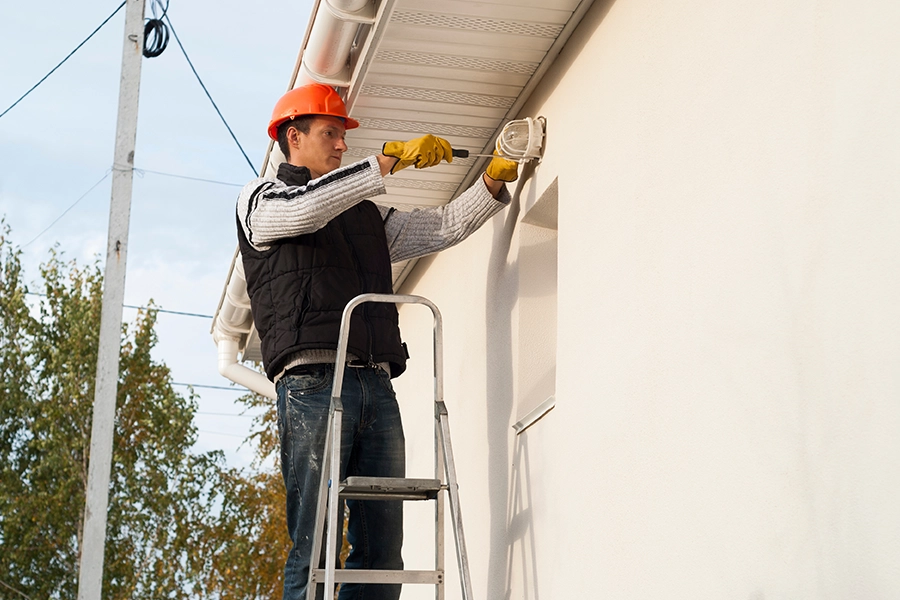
[485,153,519,183]
[382,134,453,174]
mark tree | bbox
[0,222,289,598]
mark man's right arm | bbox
[237,156,386,250]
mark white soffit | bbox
[343,0,589,208]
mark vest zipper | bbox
[337,211,376,362]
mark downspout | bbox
[213,256,276,399]
[217,339,275,400]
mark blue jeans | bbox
[276,363,405,600]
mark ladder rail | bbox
[307,408,335,593]
[324,396,344,597]
[435,418,446,600]
[437,402,473,600]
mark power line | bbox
[25,293,213,319]
[0,1,257,180]
[123,305,213,319]
[134,167,242,187]
[163,14,259,177]
[197,429,248,439]
[172,382,249,392]
[0,1,127,121]
[20,165,239,248]
[22,170,112,248]
[142,0,170,58]
[196,410,257,417]
[0,579,31,600]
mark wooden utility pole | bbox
[77,0,146,597]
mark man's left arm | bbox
[380,171,514,264]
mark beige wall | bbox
[393,0,900,598]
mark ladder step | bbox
[339,476,442,500]
[311,569,443,585]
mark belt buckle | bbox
[346,359,369,369]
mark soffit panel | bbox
[376,38,549,63]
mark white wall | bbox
[393,1,900,599]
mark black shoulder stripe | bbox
[246,181,275,245]
[268,160,372,202]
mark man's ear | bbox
[286,125,304,151]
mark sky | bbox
[0,0,313,469]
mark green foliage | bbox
[0,222,289,598]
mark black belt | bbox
[284,360,388,378]
[347,359,390,374]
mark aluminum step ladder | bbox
[307,293,474,600]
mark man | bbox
[236,83,517,600]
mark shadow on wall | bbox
[505,435,541,600]
[487,170,559,600]
[480,0,620,593]
[482,160,531,600]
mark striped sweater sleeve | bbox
[380,177,511,263]
[237,156,386,250]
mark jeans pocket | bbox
[374,367,397,397]
[284,364,332,397]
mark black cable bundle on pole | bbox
[143,0,169,57]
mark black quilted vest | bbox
[236,162,407,381]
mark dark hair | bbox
[276,115,315,157]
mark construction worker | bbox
[235,83,517,600]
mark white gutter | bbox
[301,0,376,86]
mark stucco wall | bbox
[393,1,900,599]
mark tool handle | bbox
[451,148,469,158]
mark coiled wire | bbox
[143,0,170,58]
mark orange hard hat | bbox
[267,83,360,140]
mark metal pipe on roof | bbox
[301,0,375,85]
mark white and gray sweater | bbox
[236,155,511,263]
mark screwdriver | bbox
[451,149,493,159]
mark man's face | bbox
[291,115,348,178]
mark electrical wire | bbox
[0,579,31,600]
[196,410,256,417]
[26,293,213,320]
[123,304,213,318]
[173,382,250,392]
[197,430,248,439]
[163,14,259,177]
[22,170,112,248]
[1,0,256,181]
[0,1,126,121]
[18,165,239,250]
[142,0,170,58]
[134,167,242,187]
